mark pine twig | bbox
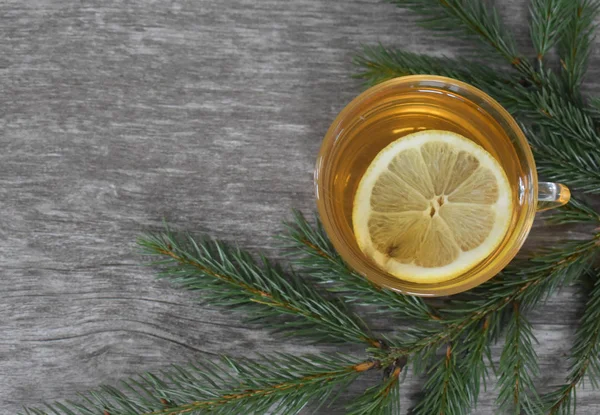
[352,44,526,114]
[545,270,600,415]
[412,314,499,414]
[546,198,600,225]
[346,358,406,415]
[385,0,536,78]
[412,345,471,415]
[386,234,600,360]
[484,238,599,308]
[138,229,379,347]
[523,125,600,194]
[353,44,600,160]
[284,210,439,322]
[520,87,600,152]
[23,354,381,415]
[558,0,600,96]
[496,302,543,414]
[397,236,598,413]
[530,0,573,64]
[352,43,506,85]
[457,314,497,406]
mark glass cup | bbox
[315,75,570,296]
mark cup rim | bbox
[315,75,538,297]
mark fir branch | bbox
[558,0,600,96]
[346,359,405,415]
[496,302,543,414]
[411,315,499,414]
[524,126,600,194]
[412,345,471,415]
[138,230,378,347]
[485,238,598,308]
[352,44,526,113]
[355,7,600,157]
[385,0,534,77]
[457,314,497,405]
[546,198,600,225]
[400,236,598,413]
[284,210,438,322]
[545,271,600,415]
[530,0,573,63]
[386,234,600,359]
[24,353,379,415]
[353,44,600,158]
[520,88,600,151]
[353,44,503,85]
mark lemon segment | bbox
[353,130,512,284]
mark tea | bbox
[324,84,523,281]
[316,76,568,295]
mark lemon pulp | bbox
[352,130,512,284]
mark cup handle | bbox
[537,182,571,212]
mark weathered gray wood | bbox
[1,0,599,413]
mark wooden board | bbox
[1,0,599,413]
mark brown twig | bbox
[142,359,384,415]
[156,246,382,348]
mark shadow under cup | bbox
[315,76,538,297]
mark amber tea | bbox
[332,83,524,228]
[316,76,569,296]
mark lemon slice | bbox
[353,130,512,284]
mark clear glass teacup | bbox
[315,76,570,296]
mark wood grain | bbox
[1,0,599,413]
